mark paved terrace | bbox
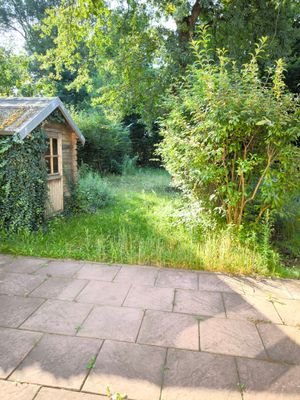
[0,254,300,400]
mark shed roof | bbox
[0,97,85,144]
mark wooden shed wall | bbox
[43,120,78,197]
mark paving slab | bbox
[29,277,88,300]
[161,348,241,400]
[0,272,46,296]
[2,257,48,274]
[83,340,166,400]
[114,265,158,286]
[156,269,198,290]
[240,278,292,299]
[35,261,84,277]
[75,263,120,281]
[138,310,199,350]
[0,294,44,327]
[272,298,300,327]
[21,299,93,335]
[282,279,300,300]
[78,305,144,341]
[76,281,130,306]
[0,254,13,266]
[223,293,282,323]
[0,327,42,378]
[35,387,106,399]
[174,289,225,317]
[236,357,300,399]
[0,380,40,400]
[198,274,244,293]
[11,334,102,390]
[124,285,174,311]
[257,323,300,365]
[200,318,267,359]
[0,255,299,400]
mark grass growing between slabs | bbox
[0,168,299,278]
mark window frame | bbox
[45,136,62,178]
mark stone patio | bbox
[0,254,300,400]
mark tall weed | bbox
[73,170,112,213]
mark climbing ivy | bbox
[0,129,48,233]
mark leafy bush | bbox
[159,30,300,227]
[73,169,112,213]
[74,109,131,174]
[0,131,48,233]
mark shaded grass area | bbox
[0,169,299,278]
[274,196,300,270]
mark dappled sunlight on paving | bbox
[0,380,40,400]
[0,254,300,399]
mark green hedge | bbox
[0,130,48,233]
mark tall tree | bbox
[0,0,91,106]
[0,0,59,50]
[0,47,32,95]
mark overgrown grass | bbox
[0,168,299,278]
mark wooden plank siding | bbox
[46,177,63,214]
[43,120,78,211]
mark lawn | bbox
[1,168,299,278]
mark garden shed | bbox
[0,97,85,215]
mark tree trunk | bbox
[176,0,202,68]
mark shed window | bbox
[45,138,60,175]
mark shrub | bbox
[74,109,131,174]
[0,130,48,233]
[159,29,300,227]
[121,155,138,176]
[73,169,112,213]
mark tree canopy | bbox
[34,0,299,124]
[0,1,298,123]
[0,47,32,96]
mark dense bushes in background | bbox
[0,131,48,232]
[123,114,161,167]
[74,109,131,174]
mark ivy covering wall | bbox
[0,129,48,233]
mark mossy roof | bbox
[0,97,85,143]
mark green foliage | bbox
[73,169,112,214]
[106,386,128,400]
[0,168,297,278]
[0,47,32,95]
[211,0,298,65]
[40,0,165,125]
[159,30,300,226]
[274,192,300,261]
[1,0,299,122]
[36,0,299,126]
[74,110,131,174]
[286,37,300,94]
[0,0,91,107]
[0,130,48,233]
[121,155,138,176]
[123,114,161,167]
[85,355,96,370]
[0,0,59,41]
